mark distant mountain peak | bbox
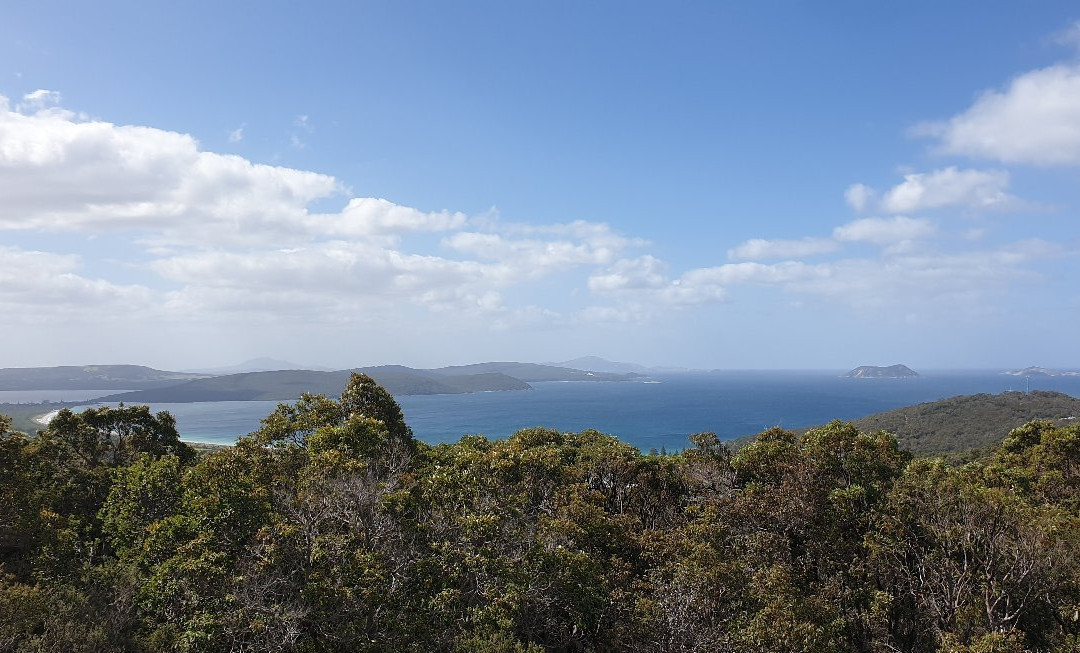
[844,364,918,379]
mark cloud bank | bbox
[0,89,1067,357]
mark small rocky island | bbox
[844,364,919,379]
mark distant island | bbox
[1003,366,1079,377]
[0,361,642,407]
[844,364,918,379]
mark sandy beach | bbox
[33,409,60,425]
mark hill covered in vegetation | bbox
[0,365,208,390]
[851,390,1080,458]
[2,373,1080,651]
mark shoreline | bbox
[33,409,61,425]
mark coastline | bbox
[33,409,61,425]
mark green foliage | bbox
[3,384,1080,651]
[40,403,195,468]
[0,576,116,652]
[100,454,184,562]
[853,390,1080,458]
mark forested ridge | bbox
[850,390,1080,458]
[2,373,1080,652]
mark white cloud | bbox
[17,89,61,112]
[0,91,1067,346]
[914,62,1080,165]
[669,240,1051,318]
[480,218,647,253]
[0,98,485,248]
[785,247,1045,312]
[444,229,621,275]
[0,101,342,242]
[844,183,875,212]
[588,256,728,309]
[727,237,838,261]
[332,197,467,236]
[833,216,936,245]
[153,242,514,318]
[683,261,822,286]
[879,167,1014,213]
[0,92,657,327]
[847,168,1016,215]
[0,246,151,318]
[588,256,668,292]
[583,240,1045,323]
[228,124,245,143]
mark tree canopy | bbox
[1,373,1079,651]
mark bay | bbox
[72,370,1080,451]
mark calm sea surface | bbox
[62,370,1080,451]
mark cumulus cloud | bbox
[727,237,838,261]
[154,243,500,293]
[588,256,669,292]
[444,229,621,275]
[484,218,646,254]
[833,216,936,245]
[878,167,1014,213]
[682,261,823,286]
[17,89,61,112]
[588,256,728,307]
[332,197,467,236]
[584,240,1046,322]
[655,240,1049,317]
[847,167,1015,215]
[0,92,654,324]
[0,246,151,318]
[0,101,342,242]
[153,242,515,317]
[914,62,1080,165]
[228,124,245,143]
[844,183,875,212]
[785,246,1048,312]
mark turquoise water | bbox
[74,370,1080,451]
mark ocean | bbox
[52,370,1080,452]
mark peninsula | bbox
[1003,366,1079,377]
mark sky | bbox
[1,1,1079,371]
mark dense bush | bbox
[2,376,1079,652]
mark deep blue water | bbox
[66,370,1080,451]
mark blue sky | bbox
[1,1,1079,370]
